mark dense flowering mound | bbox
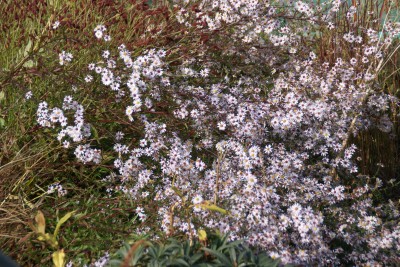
[34,0,399,265]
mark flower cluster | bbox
[38,0,400,265]
[37,95,99,164]
[59,51,73,66]
[94,24,111,42]
[47,182,67,197]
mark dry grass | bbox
[0,0,209,265]
[312,0,400,182]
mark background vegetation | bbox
[0,0,399,266]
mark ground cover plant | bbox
[108,233,281,266]
[0,0,399,266]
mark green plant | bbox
[108,233,281,267]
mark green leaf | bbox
[171,186,185,199]
[188,253,203,265]
[22,40,33,57]
[107,259,124,267]
[201,248,232,266]
[23,60,36,68]
[228,247,237,265]
[53,210,75,239]
[256,254,280,267]
[130,244,147,266]
[217,240,242,252]
[91,125,100,143]
[197,201,229,215]
[0,118,5,128]
[167,258,190,266]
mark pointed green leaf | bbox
[22,40,33,57]
[188,253,203,265]
[167,258,190,266]
[171,186,184,199]
[91,125,100,143]
[201,248,232,266]
[228,247,237,264]
[197,202,229,215]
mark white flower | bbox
[192,194,203,204]
[140,139,147,147]
[63,140,70,148]
[289,203,302,216]
[95,30,103,39]
[25,91,33,100]
[126,106,134,121]
[52,21,60,29]
[200,68,210,77]
[59,51,73,66]
[264,144,273,154]
[246,172,257,186]
[269,252,280,260]
[135,206,147,221]
[102,50,110,58]
[84,75,93,83]
[217,121,226,130]
[104,35,111,42]
[115,131,124,141]
[248,146,259,159]
[195,158,206,171]
[94,24,106,32]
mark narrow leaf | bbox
[201,248,232,266]
[197,201,229,215]
[53,210,75,238]
[167,258,190,266]
[171,186,184,199]
[22,40,33,57]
